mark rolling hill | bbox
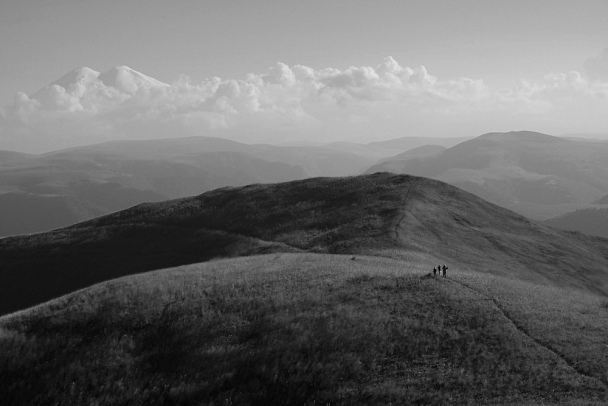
[2,172,608,316]
[367,131,608,220]
[0,254,607,405]
[0,136,378,237]
[2,173,608,404]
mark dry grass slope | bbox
[1,254,607,405]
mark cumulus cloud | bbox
[1,57,608,152]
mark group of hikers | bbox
[433,264,448,277]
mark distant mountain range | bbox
[0,134,472,237]
[367,131,608,220]
[544,207,608,238]
[5,121,608,237]
[0,136,374,237]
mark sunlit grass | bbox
[1,254,605,405]
[450,267,608,387]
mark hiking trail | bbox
[448,277,608,390]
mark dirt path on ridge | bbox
[447,277,608,390]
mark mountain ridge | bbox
[2,172,608,316]
[367,131,608,219]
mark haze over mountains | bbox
[544,207,608,239]
[1,63,482,237]
[5,125,608,239]
[0,126,467,239]
[1,62,485,153]
[10,66,608,238]
[0,136,375,237]
[368,131,608,220]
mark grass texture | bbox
[1,254,606,405]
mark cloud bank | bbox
[1,56,608,152]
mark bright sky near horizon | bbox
[1,0,608,152]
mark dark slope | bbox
[2,173,608,315]
[545,207,608,238]
[367,131,608,219]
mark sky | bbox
[1,0,608,153]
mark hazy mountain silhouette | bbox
[326,136,468,159]
[59,136,375,177]
[2,172,608,316]
[544,207,608,238]
[367,131,608,219]
[0,137,379,237]
[0,150,34,163]
[374,144,447,172]
[592,194,608,204]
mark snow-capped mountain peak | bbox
[98,66,169,94]
[31,66,169,98]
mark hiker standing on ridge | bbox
[442,264,448,277]
[433,266,437,276]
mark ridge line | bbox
[394,182,413,241]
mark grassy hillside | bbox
[2,172,608,316]
[1,254,606,405]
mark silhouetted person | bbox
[433,266,437,276]
[442,264,448,277]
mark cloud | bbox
[584,49,608,82]
[1,57,608,152]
